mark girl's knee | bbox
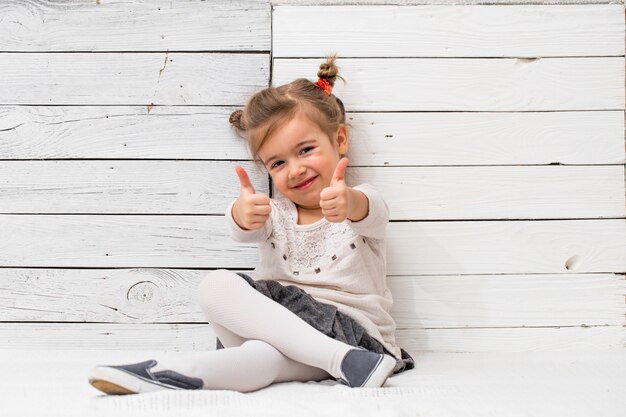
[197,269,244,317]
[240,340,283,382]
[197,269,236,298]
[241,339,281,357]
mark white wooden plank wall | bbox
[272,3,626,353]
[0,1,624,354]
[0,0,272,350]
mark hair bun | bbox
[317,54,343,87]
[229,109,245,130]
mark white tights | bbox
[151,269,354,392]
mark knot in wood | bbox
[127,281,157,303]
[564,255,581,271]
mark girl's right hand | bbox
[232,165,271,230]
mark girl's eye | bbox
[300,146,314,155]
[270,160,283,169]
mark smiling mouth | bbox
[292,176,318,190]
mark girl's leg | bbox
[151,339,327,392]
[90,338,331,395]
[90,271,388,394]
[197,269,354,379]
[209,322,332,383]
[211,322,246,347]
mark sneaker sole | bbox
[89,378,137,395]
[88,366,181,395]
[362,354,396,388]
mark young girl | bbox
[88,55,414,395]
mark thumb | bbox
[235,165,256,194]
[331,157,349,185]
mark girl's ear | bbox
[336,124,349,155]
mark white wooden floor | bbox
[3,349,625,417]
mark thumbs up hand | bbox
[320,157,352,223]
[232,165,271,230]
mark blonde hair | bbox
[229,54,347,162]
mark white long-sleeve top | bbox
[226,183,402,360]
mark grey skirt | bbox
[215,272,415,375]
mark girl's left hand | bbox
[320,157,352,222]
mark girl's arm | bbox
[345,183,389,240]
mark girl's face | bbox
[258,111,348,211]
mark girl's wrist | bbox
[346,188,369,222]
[231,200,250,230]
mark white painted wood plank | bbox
[347,166,625,219]
[1,269,621,327]
[0,53,269,105]
[345,111,625,165]
[406,326,626,352]
[388,274,625,327]
[0,106,251,159]
[0,215,259,268]
[3,164,620,218]
[0,323,621,352]
[2,108,622,164]
[386,219,626,275]
[0,218,623,273]
[274,5,625,57]
[0,323,218,350]
[0,161,269,214]
[0,0,270,52]
[0,268,213,323]
[274,1,622,5]
[273,58,625,111]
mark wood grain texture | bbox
[0,323,621,352]
[343,111,625,165]
[2,108,622,164]
[273,58,625,111]
[402,325,626,352]
[0,269,621,328]
[274,5,624,57]
[0,323,218,351]
[273,1,623,5]
[347,165,625,220]
[0,53,269,105]
[386,219,626,275]
[0,0,270,52]
[0,161,269,214]
[2,163,620,218]
[0,217,623,273]
[0,215,259,268]
[0,1,623,355]
[387,274,625,327]
[0,106,251,160]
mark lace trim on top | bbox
[269,198,357,271]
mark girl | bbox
[88,55,414,395]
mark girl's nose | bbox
[288,164,306,179]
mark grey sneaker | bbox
[88,359,203,395]
[337,347,396,388]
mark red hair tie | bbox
[316,78,332,96]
